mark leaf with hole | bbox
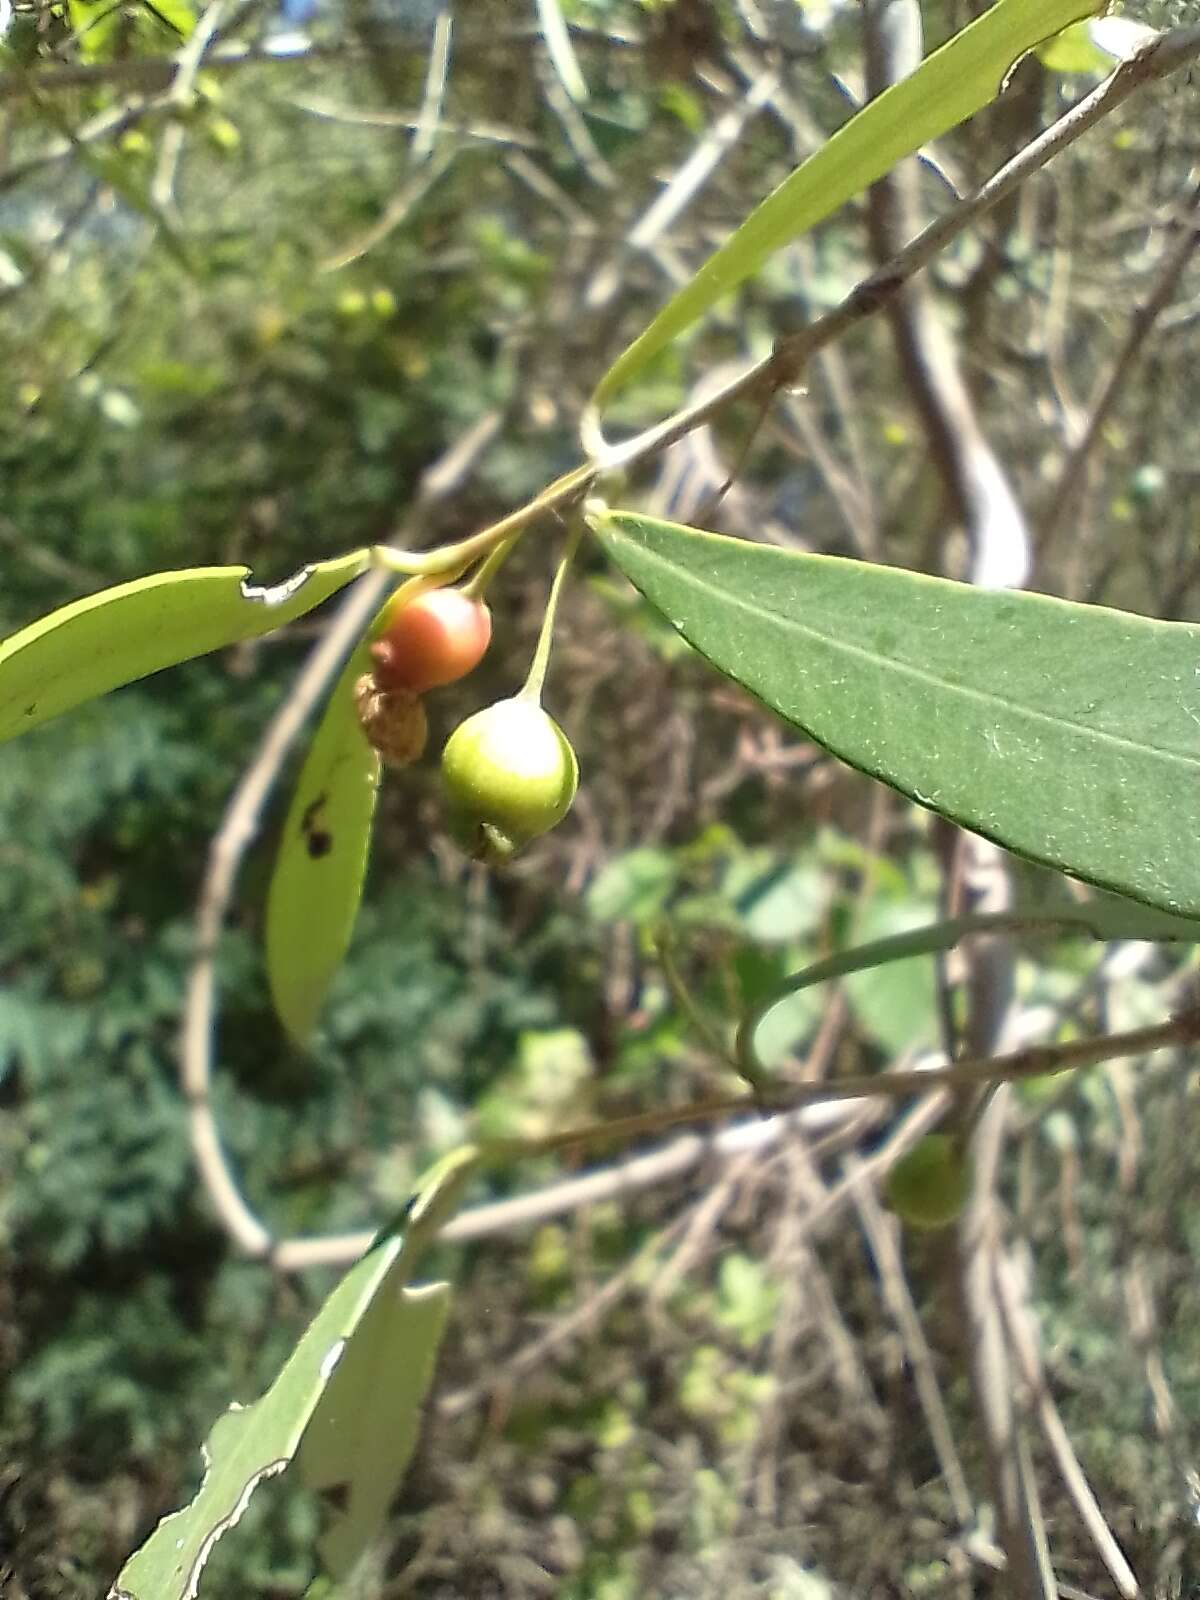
[297,1280,450,1579]
[0,551,370,747]
[110,1151,476,1599]
[592,511,1200,919]
[109,1243,441,1600]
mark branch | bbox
[861,0,1030,588]
[955,1089,1057,1599]
[150,0,231,213]
[1040,174,1200,559]
[180,567,393,1259]
[995,1249,1141,1598]
[272,1003,1199,1270]
[585,19,1200,471]
[272,1098,871,1271]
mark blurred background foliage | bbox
[1,0,1199,1594]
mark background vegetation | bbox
[1,0,1199,1594]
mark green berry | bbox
[441,697,578,862]
[885,1134,971,1229]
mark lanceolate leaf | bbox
[297,1281,450,1577]
[266,646,381,1045]
[110,1150,478,1600]
[593,512,1200,919]
[109,1237,417,1600]
[594,0,1099,408]
[0,550,370,746]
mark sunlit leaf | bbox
[67,0,120,58]
[587,847,679,923]
[110,1151,478,1600]
[1038,19,1107,72]
[843,895,939,1057]
[593,511,1200,919]
[0,551,370,746]
[297,1281,450,1579]
[594,0,1100,408]
[109,1239,421,1600]
[265,648,380,1046]
[738,861,826,944]
[148,0,196,39]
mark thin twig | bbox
[584,65,780,312]
[845,1153,975,1528]
[288,95,538,148]
[180,566,393,1259]
[955,1089,1057,1600]
[861,0,1030,589]
[412,6,452,163]
[534,48,613,189]
[534,0,588,105]
[267,1004,1200,1270]
[582,21,1200,464]
[272,1099,868,1272]
[995,1250,1141,1598]
[1040,174,1200,562]
[320,144,456,273]
[150,0,230,212]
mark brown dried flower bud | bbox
[353,673,428,767]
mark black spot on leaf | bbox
[301,793,335,859]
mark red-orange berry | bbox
[370,588,492,694]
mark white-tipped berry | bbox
[370,587,492,694]
[441,697,578,862]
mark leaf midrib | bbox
[616,530,1200,776]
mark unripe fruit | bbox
[353,675,428,767]
[441,697,578,863]
[885,1134,971,1230]
[371,588,492,695]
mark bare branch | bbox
[845,1153,975,1528]
[586,20,1200,469]
[150,0,231,213]
[180,565,392,1260]
[861,0,1030,588]
[1040,174,1200,562]
[996,1250,1141,1598]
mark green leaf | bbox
[1037,19,1107,73]
[111,1151,477,1600]
[110,1241,433,1600]
[594,0,1099,407]
[586,847,679,923]
[843,896,939,1056]
[67,0,120,58]
[297,1281,451,1579]
[592,511,1200,919]
[147,0,196,39]
[0,551,370,747]
[265,649,380,1046]
[738,861,826,944]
